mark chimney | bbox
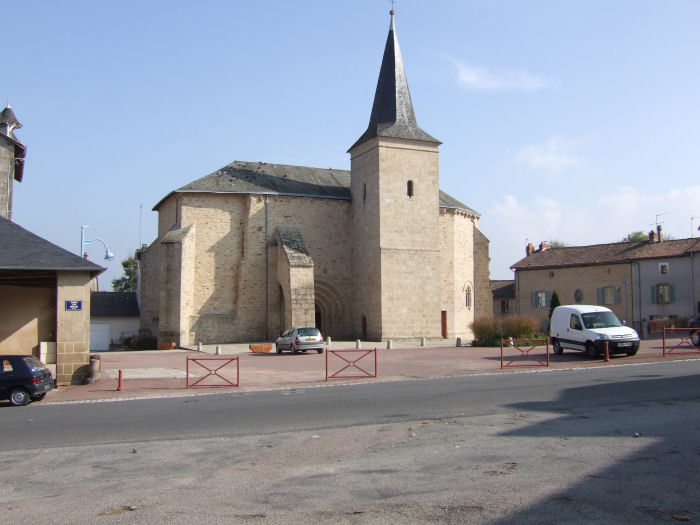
[539,241,550,251]
[648,230,657,242]
[526,242,535,256]
[657,224,662,242]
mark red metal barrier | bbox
[326,349,377,380]
[662,328,700,356]
[500,338,550,369]
[186,356,239,388]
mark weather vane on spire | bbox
[389,0,396,15]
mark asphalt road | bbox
[2,360,700,524]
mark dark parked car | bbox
[0,355,54,406]
[275,327,324,354]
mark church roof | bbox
[155,160,479,217]
[349,12,440,151]
[0,215,104,274]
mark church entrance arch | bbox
[314,280,346,340]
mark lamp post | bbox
[80,225,115,261]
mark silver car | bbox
[275,327,324,354]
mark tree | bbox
[548,240,569,249]
[112,256,137,292]
[621,231,647,242]
[549,290,561,320]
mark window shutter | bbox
[531,292,536,307]
[614,287,621,305]
[670,284,676,303]
[545,291,552,307]
[597,288,604,305]
[650,285,657,304]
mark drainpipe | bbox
[265,194,269,340]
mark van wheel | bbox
[552,339,563,355]
[691,330,700,348]
[586,343,598,359]
[276,343,282,354]
[626,348,638,356]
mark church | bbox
[139,12,491,346]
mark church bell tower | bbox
[349,11,442,340]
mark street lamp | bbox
[80,225,115,261]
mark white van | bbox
[550,305,640,359]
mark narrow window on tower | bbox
[407,180,414,198]
[363,182,367,203]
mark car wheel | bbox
[691,330,700,348]
[291,345,299,354]
[317,349,323,354]
[276,343,282,354]
[9,387,30,407]
[30,392,47,402]
[586,343,598,359]
[626,348,638,356]
[552,339,563,355]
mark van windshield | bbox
[581,311,622,329]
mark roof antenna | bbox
[651,213,668,227]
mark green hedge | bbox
[471,315,541,347]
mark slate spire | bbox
[349,11,440,151]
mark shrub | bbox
[501,315,540,339]
[470,315,541,346]
[127,334,157,350]
[471,317,503,347]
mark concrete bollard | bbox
[456,337,462,347]
[421,337,426,347]
[387,340,393,350]
[215,345,222,355]
[326,336,332,347]
[198,342,202,352]
[356,339,361,349]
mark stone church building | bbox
[139,13,491,346]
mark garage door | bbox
[90,323,110,351]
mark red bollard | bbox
[117,369,124,391]
[604,342,610,362]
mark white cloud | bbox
[511,136,584,174]
[484,185,700,279]
[452,61,548,91]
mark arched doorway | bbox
[314,280,347,339]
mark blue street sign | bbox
[65,300,82,311]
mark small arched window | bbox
[363,182,367,203]
[407,180,414,198]
[466,287,472,309]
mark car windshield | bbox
[23,357,47,370]
[297,328,320,337]
[581,312,622,329]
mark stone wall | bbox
[0,139,14,219]
[474,226,492,321]
[55,272,93,385]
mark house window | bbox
[407,180,414,198]
[652,283,675,304]
[465,287,472,309]
[659,263,668,274]
[500,299,509,313]
[531,291,550,308]
[597,286,620,305]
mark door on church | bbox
[441,311,447,339]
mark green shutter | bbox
[614,287,621,305]
[531,292,537,307]
[670,284,676,303]
[650,285,657,304]
[545,291,552,307]
[597,288,604,305]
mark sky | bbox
[4,0,700,286]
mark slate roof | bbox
[490,280,515,299]
[91,291,139,317]
[155,161,479,217]
[0,215,104,273]
[277,226,313,267]
[511,238,700,271]
[349,13,439,151]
